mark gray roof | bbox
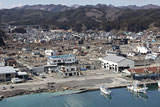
[103,55,126,63]
[32,67,44,73]
[0,66,16,74]
[17,72,28,76]
[0,62,4,66]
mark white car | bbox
[11,78,22,83]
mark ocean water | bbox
[0,85,160,107]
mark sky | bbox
[0,0,160,9]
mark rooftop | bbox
[128,66,160,74]
[0,66,16,74]
[17,72,28,76]
[102,55,126,63]
[50,54,75,59]
[0,62,4,66]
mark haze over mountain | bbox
[14,4,72,12]
[0,4,160,32]
[13,4,160,12]
[119,4,160,10]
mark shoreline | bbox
[0,85,127,100]
[0,69,159,101]
[0,80,158,101]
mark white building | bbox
[137,46,149,54]
[0,66,16,82]
[59,65,80,77]
[45,50,57,56]
[99,55,134,72]
[145,53,158,60]
[0,61,4,66]
[127,52,135,57]
[50,29,64,33]
[47,54,78,65]
[106,51,117,56]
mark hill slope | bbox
[0,4,160,32]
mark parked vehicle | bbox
[11,78,22,83]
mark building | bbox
[59,65,80,77]
[4,58,17,67]
[47,54,78,66]
[127,66,160,80]
[30,65,59,75]
[79,63,95,70]
[0,61,5,66]
[137,46,149,54]
[47,54,80,77]
[0,66,16,82]
[99,55,134,72]
[30,66,45,75]
[17,72,28,80]
[44,65,59,73]
[113,38,129,45]
[45,50,57,56]
[145,53,158,60]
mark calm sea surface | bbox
[0,84,160,107]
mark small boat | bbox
[158,81,160,88]
[0,95,4,101]
[127,81,148,93]
[100,86,111,95]
[127,85,134,91]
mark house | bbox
[30,66,45,75]
[136,46,149,54]
[80,63,95,70]
[134,59,154,66]
[4,58,17,67]
[145,53,158,60]
[59,65,80,77]
[0,61,5,66]
[106,51,119,56]
[44,65,59,73]
[79,60,101,70]
[112,38,129,45]
[0,66,16,82]
[47,54,78,66]
[99,55,134,72]
[45,50,57,56]
[127,52,135,57]
[32,52,41,56]
[17,72,28,80]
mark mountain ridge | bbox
[13,4,160,12]
[0,4,160,32]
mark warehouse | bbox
[99,55,134,72]
[0,66,16,82]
